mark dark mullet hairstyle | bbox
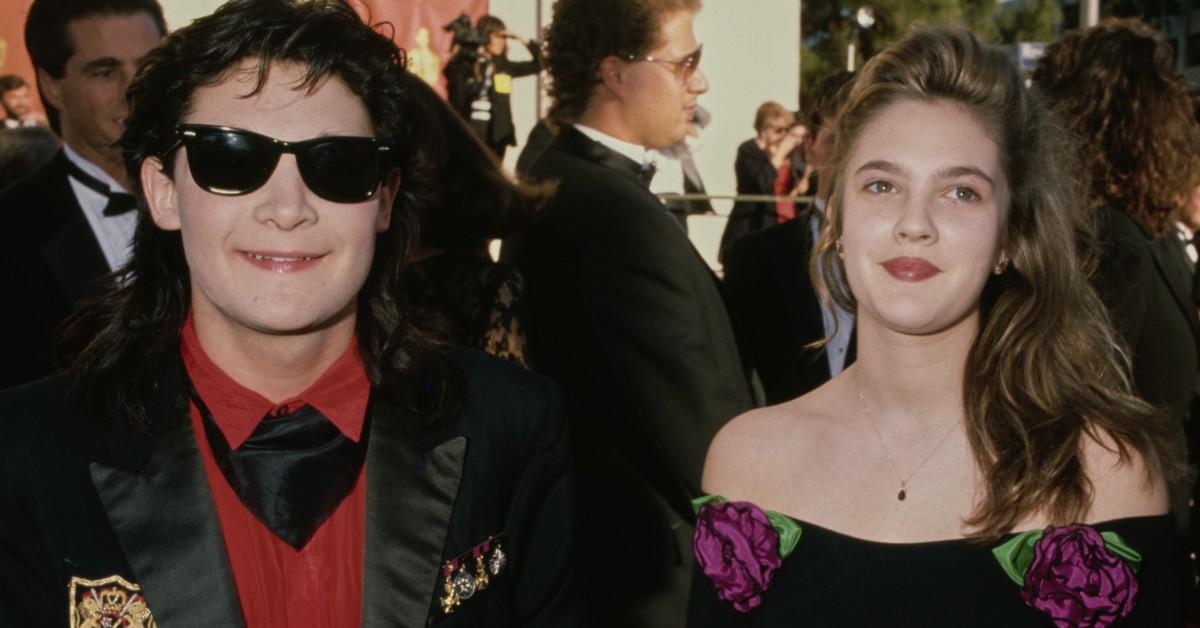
[59,0,462,431]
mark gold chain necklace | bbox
[856,389,958,501]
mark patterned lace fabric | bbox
[402,252,530,368]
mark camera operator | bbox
[444,14,542,160]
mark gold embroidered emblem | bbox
[69,575,156,628]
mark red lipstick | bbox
[881,257,941,282]
[240,251,324,273]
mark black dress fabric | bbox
[402,251,529,368]
[688,513,1183,627]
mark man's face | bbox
[618,10,708,149]
[142,61,399,341]
[1,85,33,119]
[38,12,162,161]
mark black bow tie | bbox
[188,383,370,549]
[639,161,657,186]
[65,158,138,216]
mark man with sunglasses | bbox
[0,0,166,390]
[0,1,578,626]
[502,1,752,626]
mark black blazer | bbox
[0,150,109,389]
[0,350,579,627]
[502,127,753,621]
[722,214,854,405]
[1091,206,1199,427]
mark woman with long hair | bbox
[688,26,1182,626]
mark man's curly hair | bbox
[543,0,700,127]
[1032,18,1200,237]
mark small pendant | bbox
[897,488,907,501]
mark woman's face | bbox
[838,98,1007,337]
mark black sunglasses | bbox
[163,124,394,203]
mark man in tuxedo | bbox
[502,1,752,625]
[0,2,577,626]
[723,71,857,405]
[0,0,166,389]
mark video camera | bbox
[444,13,487,55]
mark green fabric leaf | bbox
[764,510,803,558]
[992,528,1144,587]
[992,530,1043,586]
[1100,531,1142,573]
[691,494,726,515]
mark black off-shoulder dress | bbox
[688,499,1184,627]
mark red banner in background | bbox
[0,0,42,120]
[350,0,489,99]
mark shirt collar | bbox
[63,143,129,194]
[573,123,655,169]
[180,313,371,448]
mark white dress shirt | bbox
[63,145,138,271]
[573,123,657,174]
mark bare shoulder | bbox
[1082,428,1168,522]
[701,389,837,500]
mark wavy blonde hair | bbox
[811,26,1180,539]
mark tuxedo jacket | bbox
[1092,206,1199,428]
[722,214,854,405]
[0,349,579,627]
[0,150,109,390]
[501,127,753,624]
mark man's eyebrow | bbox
[936,165,996,189]
[79,57,121,73]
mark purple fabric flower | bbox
[1020,524,1138,627]
[693,501,782,612]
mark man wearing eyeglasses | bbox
[502,0,753,626]
[0,0,166,390]
[0,1,578,626]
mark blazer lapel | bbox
[88,367,244,628]
[1148,234,1200,343]
[39,152,109,304]
[554,127,645,187]
[362,394,466,628]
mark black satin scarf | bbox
[187,382,370,549]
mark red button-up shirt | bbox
[181,316,370,628]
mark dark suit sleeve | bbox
[500,41,542,78]
[734,141,775,197]
[507,380,584,627]
[1090,207,1150,362]
[567,185,751,502]
[722,234,767,385]
[0,391,60,626]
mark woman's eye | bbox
[951,186,980,201]
[864,180,894,194]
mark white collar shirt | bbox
[63,144,137,272]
